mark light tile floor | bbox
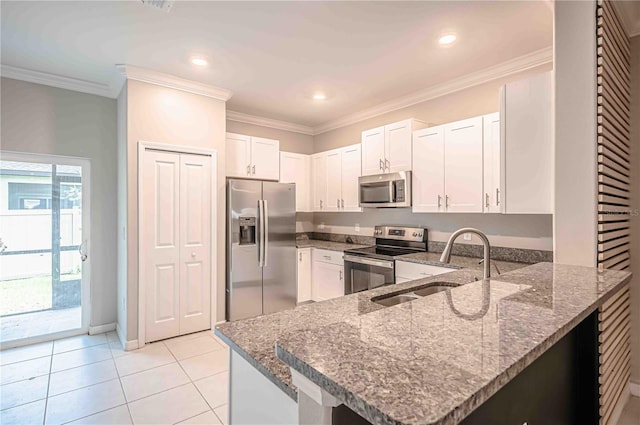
[618,396,640,425]
[0,330,229,424]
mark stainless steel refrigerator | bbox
[226,179,297,321]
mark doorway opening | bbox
[0,152,90,347]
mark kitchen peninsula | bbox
[216,261,631,425]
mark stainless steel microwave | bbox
[358,171,412,208]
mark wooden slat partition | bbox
[595,2,631,424]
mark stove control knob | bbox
[418,233,423,237]
[413,232,418,237]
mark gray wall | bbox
[629,34,640,389]
[1,77,118,329]
[226,120,314,154]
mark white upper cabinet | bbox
[325,151,342,212]
[340,144,362,211]
[500,71,552,214]
[311,154,327,211]
[384,119,414,173]
[250,137,280,180]
[311,144,362,212]
[361,126,386,176]
[361,119,426,176]
[226,133,279,180]
[444,117,484,213]
[412,117,483,213]
[483,113,502,213]
[412,126,445,212]
[280,152,311,212]
[226,133,252,178]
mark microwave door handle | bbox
[388,181,395,203]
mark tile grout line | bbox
[165,341,215,423]
[109,335,135,425]
[41,341,54,425]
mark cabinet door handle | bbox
[341,199,344,208]
[320,200,323,209]
[339,270,343,280]
[445,195,449,208]
[252,165,256,175]
[496,188,500,206]
[337,198,340,208]
[385,159,390,171]
[299,252,302,261]
[323,255,331,260]
[379,159,384,171]
[485,193,490,208]
[437,195,442,208]
[246,165,251,176]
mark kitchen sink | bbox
[373,294,419,307]
[372,282,460,307]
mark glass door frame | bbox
[0,150,91,349]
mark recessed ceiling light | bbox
[191,57,208,67]
[312,93,327,101]
[438,34,457,46]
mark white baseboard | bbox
[631,381,640,397]
[88,323,116,335]
[116,322,139,351]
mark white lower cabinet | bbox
[311,249,344,301]
[395,261,455,282]
[297,248,311,303]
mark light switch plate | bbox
[319,222,325,230]
[355,223,360,232]
[463,233,472,241]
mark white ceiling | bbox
[1,1,552,129]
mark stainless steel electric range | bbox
[343,225,427,294]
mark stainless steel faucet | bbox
[440,228,491,280]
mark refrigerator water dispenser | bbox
[238,216,256,245]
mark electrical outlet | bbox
[319,222,325,230]
[355,223,360,232]
[463,233,472,241]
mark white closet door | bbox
[179,154,212,335]
[143,150,181,342]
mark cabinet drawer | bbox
[395,261,455,279]
[312,248,344,266]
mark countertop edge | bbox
[275,271,632,425]
[214,328,298,402]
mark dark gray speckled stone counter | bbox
[273,263,630,425]
[295,239,369,252]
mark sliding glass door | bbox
[0,153,90,347]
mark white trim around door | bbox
[137,141,218,347]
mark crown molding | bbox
[115,64,233,101]
[612,1,640,37]
[0,64,115,98]
[312,47,553,135]
[226,110,314,135]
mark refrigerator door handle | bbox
[257,199,265,267]
[263,199,269,267]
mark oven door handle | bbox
[344,255,394,269]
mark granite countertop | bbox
[273,263,630,425]
[295,239,369,252]
[396,252,528,275]
[216,263,631,424]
